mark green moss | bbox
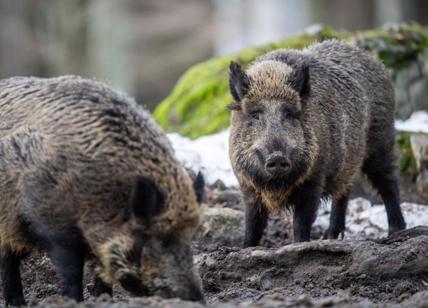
[396,131,417,181]
[355,23,428,73]
[154,24,428,139]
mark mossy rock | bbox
[154,24,428,139]
[355,23,428,73]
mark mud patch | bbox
[197,229,428,306]
[1,187,428,307]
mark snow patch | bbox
[315,198,428,239]
[168,130,238,187]
[395,111,428,133]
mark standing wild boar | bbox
[0,76,205,306]
[228,40,406,246]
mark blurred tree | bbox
[2,0,428,111]
[311,0,375,30]
[0,0,214,110]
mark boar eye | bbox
[250,110,262,121]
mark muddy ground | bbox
[2,186,428,308]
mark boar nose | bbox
[265,152,290,176]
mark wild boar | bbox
[0,76,204,306]
[228,39,406,246]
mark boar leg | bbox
[324,192,349,239]
[47,243,85,302]
[362,152,406,234]
[242,185,268,247]
[291,182,321,242]
[93,274,113,297]
[1,250,26,307]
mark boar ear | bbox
[229,61,250,102]
[131,176,165,219]
[226,101,242,111]
[193,171,205,203]
[291,64,310,97]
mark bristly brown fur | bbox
[246,61,296,101]
[229,39,406,245]
[0,76,203,303]
[0,75,200,246]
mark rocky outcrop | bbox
[194,206,245,250]
[410,133,428,171]
[410,133,428,200]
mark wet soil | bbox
[2,187,428,307]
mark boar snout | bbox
[153,275,205,302]
[265,152,290,176]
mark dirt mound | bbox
[198,227,428,306]
[2,188,428,307]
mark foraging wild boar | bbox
[228,40,406,246]
[0,76,205,306]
